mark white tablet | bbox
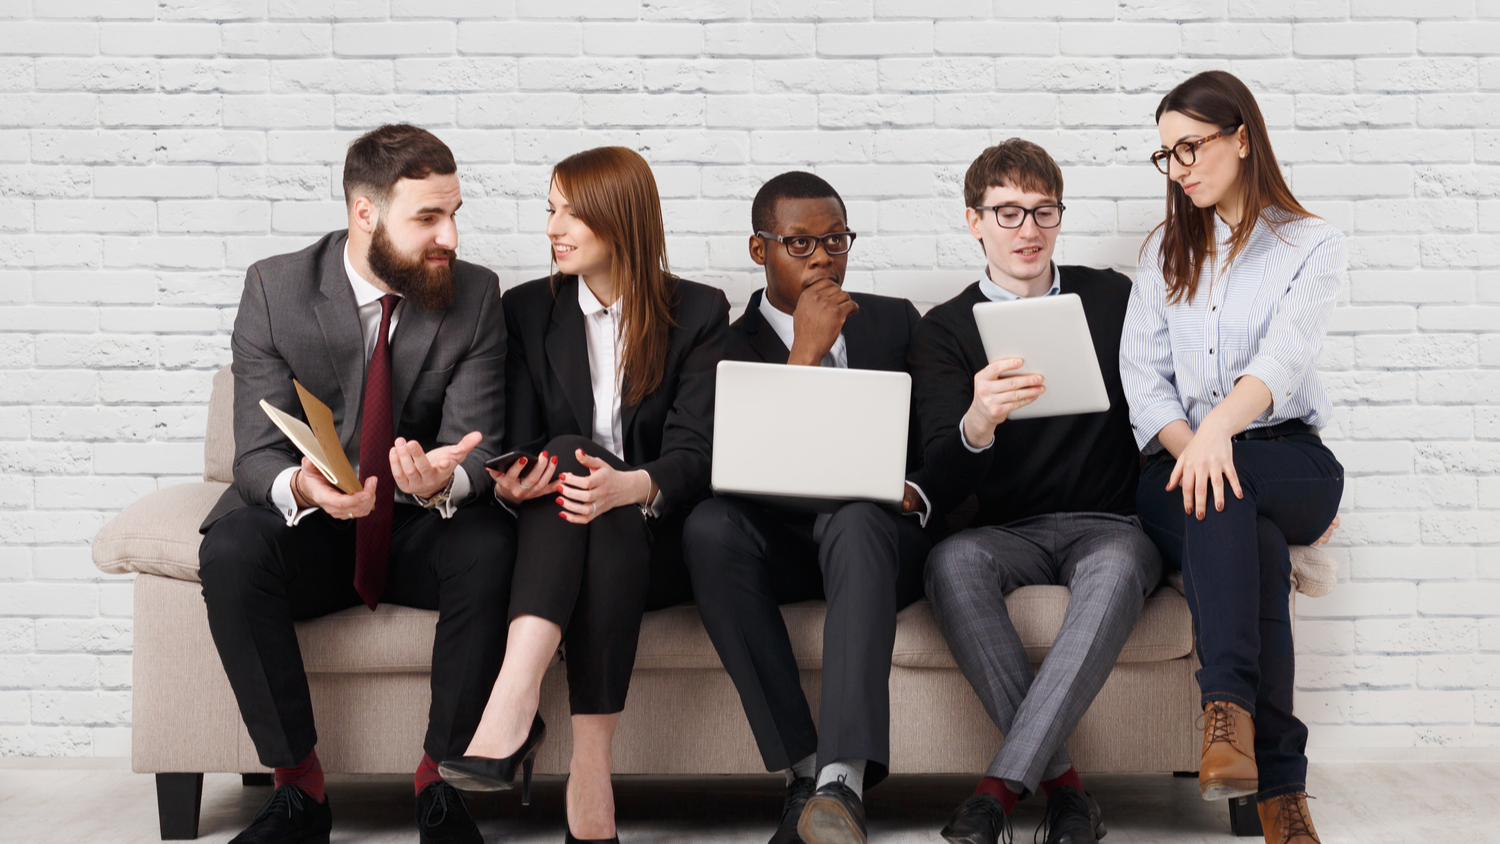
[972,293,1111,420]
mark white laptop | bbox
[972,293,1111,420]
[712,360,910,512]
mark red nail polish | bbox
[518,457,527,466]
[555,497,564,505]
[558,511,567,519]
[551,456,558,464]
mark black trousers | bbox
[198,500,517,769]
[508,434,693,716]
[682,496,930,788]
[1136,435,1343,800]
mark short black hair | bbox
[751,171,847,234]
[343,124,457,209]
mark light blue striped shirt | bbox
[1121,212,1347,454]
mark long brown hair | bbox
[1149,70,1311,304]
[550,146,675,407]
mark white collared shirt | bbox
[961,263,1061,453]
[756,291,849,368]
[269,243,470,524]
[578,280,627,460]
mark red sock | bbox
[1041,767,1085,797]
[274,749,325,804]
[414,753,444,795]
[974,776,1018,814]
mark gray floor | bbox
[0,757,1493,843]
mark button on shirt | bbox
[270,244,472,524]
[1121,213,1346,454]
[961,263,1060,453]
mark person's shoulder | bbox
[1059,264,1132,293]
[669,276,731,320]
[1272,212,1345,249]
[248,230,343,287]
[453,257,499,289]
[850,289,919,320]
[501,275,560,310]
[918,282,984,328]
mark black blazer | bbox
[502,274,730,519]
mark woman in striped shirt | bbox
[1121,70,1344,844]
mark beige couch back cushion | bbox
[205,365,235,484]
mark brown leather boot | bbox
[1256,792,1320,843]
[1198,701,1257,800]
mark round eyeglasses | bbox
[971,204,1065,229]
[1151,125,1241,175]
[755,230,857,258]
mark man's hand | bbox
[901,482,922,516]
[787,280,859,366]
[292,457,377,520]
[961,358,1045,448]
[390,431,482,500]
[1313,515,1340,546]
[555,449,654,524]
[490,450,559,506]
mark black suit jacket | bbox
[502,274,729,519]
[201,230,507,532]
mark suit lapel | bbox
[842,295,875,370]
[545,276,595,437]
[312,233,366,445]
[389,302,443,423]
[746,290,790,364]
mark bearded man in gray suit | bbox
[197,124,513,844]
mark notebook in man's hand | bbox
[259,380,363,494]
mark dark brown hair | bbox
[343,124,456,209]
[1149,70,1311,304]
[963,138,1064,208]
[551,146,675,407]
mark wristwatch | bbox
[414,474,455,510]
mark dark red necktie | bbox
[354,294,398,610]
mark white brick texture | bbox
[0,5,1497,757]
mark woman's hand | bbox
[1313,515,1340,545]
[555,449,653,524]
[489,450,559,506]
[1166,422,1242,520]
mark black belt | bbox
[1232,420,1317,442]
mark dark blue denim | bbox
[1136,435,1343,800]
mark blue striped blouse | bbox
[1121,211,1347,454]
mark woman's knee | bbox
[544,434,606,474]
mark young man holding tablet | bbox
[682,172,932,844]
[909,140,1162,844]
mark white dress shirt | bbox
[961,263,1061,453]
[1121,213,1345,454]
[270,244,471,524]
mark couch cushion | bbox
[205,365,234,484]
[634,602,828,670]
[92,482,227,582]
[891,586,1193,668]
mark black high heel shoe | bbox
[438,713,546,804]
[564,831,619,843]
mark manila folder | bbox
[258,380,362,494]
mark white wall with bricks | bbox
[0,1,1497,757]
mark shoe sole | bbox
[436,763,517,793]
[797,794,866,844]
[1199,778,1258,801]
[938,827,991,844]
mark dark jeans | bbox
[1136,435,1343,800]
[199,500,516,769]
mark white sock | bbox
[817,759,866,798]
[786,753,816,785]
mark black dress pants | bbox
[508,434,693,716]
[199,499,516,769]
[681,496,930,788]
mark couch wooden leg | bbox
[1228,795,1263,837]
[242,773,274,787]
[155,773,204,840]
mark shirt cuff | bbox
[1131,400,1191,453]
[642,479,665,519]
[1238,357,1297,412]
[419,469,472,519]
[270,465,320,526]
[959,413,994,453]
[905,481,932,528]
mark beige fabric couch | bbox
[93,366,1336,839]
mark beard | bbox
[366,223,456,311]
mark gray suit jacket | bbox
[200,230,506,532]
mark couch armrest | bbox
[92,482,230,583]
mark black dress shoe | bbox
[228,783,332,844]
[770,776,816,844]
[563,830,619,843]
[796,779,866,844]
[416,781,483,844]
[439,713,546,802]
[939,793,1010,844]
[1038,786,1105,844]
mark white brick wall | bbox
[0,3,1496,756]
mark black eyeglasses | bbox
[755,230,857,258]
[971,204,1065,229]
[1151,125,1241,174]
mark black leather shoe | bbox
[770,776,815,844]
[228,783,332,844]
[796,779,866,844]
[439,713,546,801]
[939,793,1010,844]
[416,781,482,844]
[1038,786,1105,844]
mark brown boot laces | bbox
[1199,703,1240,749]
[1271,793,1318,843]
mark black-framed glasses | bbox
[755,230,857,258]
[971,204,1065,229]
[1151,125,1241,174]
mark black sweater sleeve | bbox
[907,299,995,520]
